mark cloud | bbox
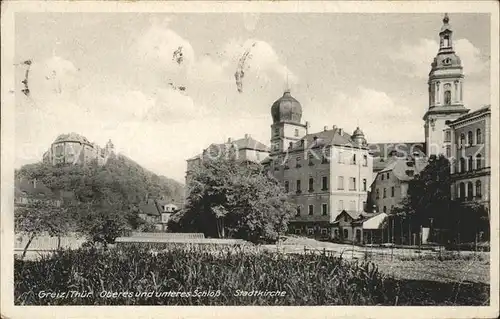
[304,87,421,143]
[393,38,489,78]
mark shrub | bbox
[14,246,489,305]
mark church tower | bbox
[424,13,469,156]
[270,89,307,155]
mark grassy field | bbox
[14,245,489,306]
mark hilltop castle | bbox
[42,133,115,166]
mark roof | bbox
[15,178,55,199]
[288,127,363,151]
[351,212,385,225]
[335,210,364,222]
[138,199,161,216]
[448,105,491,125]
[191,135,270,161]
[53,132,91,145]
[370,142,426,172]
[372,156,428,184]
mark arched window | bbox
[476,180,482,198]
[460,133,465,147]
[468,131,473,146]
[476,154,482,170]
[459,182,465,199]
[444,90,451,105]
[468,156,473,172]
[467,182,473,200]
[476,129,482,144]
[459,158,466,172]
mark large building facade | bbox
[448,106,491,212]
[266,90,373,238]
[42,133,115,166]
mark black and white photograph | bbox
[1,1,498,318]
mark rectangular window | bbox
[308,178,314,192]
[296,206,301,216]
[363,201,366,211]
[444,130,451,142]
[337,176,344,190]
[322,204,328,216]
[381,174,384,181]
[391,186,395,197]
[308,205,314,216]
[376,189,380,199]
[307,228,314,235]
[349,177,356,191]
[284,181,289,193]
[322,176,328,190]
[321,228,328,235]
[446,146,451,158]
[296,180,301,193]
[362,179,367,191]
[363,155,368,167]
[338,200,344,211]
[383,188,387,198]
[338,152,343,164]
[308,154,314,166]
[352,154,357,165]
[294,129,299,137]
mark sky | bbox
[14,12,491,183]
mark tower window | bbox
[444,90,451,105]
[460,133,465,148]
[294,129,299,137]
[363,179,367,191]
[476,129,482,144]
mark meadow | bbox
[14,245,489,306]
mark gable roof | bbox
[138,199,161,216]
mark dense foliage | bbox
[170,153,294,242]
[15,154,184,246]
[14,246,489,306]
[15,154,184,205]
[393,155,489,244]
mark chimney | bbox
[227,137,232,143]
[244,134,250,139]
[289,142,293,149]
[323,126,328,131]
[332,125,337,131]
[338,128,343,135]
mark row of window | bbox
[274,153,368,168]
[375,186,396,199]
[295,200,362,216]
[296,203,329,216]
[458,129,483,148]
[458,154,483,173]
[457,180,483,200]
[284,177,368,193]
[380,172,390,181]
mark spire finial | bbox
[284,71,290,94]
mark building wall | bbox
[370,171,407,214]
[449,110,490,211]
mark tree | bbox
[73,202,131,247]
[15,199,74,259]
[394,155,451,230]
[172,154,294,243]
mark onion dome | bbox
[271,89,302,124]
[351,127,367,146]
[53,132,90,144]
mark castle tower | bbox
[424,13,469,156]
[105,139,115,155]
[270,89,307,155]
